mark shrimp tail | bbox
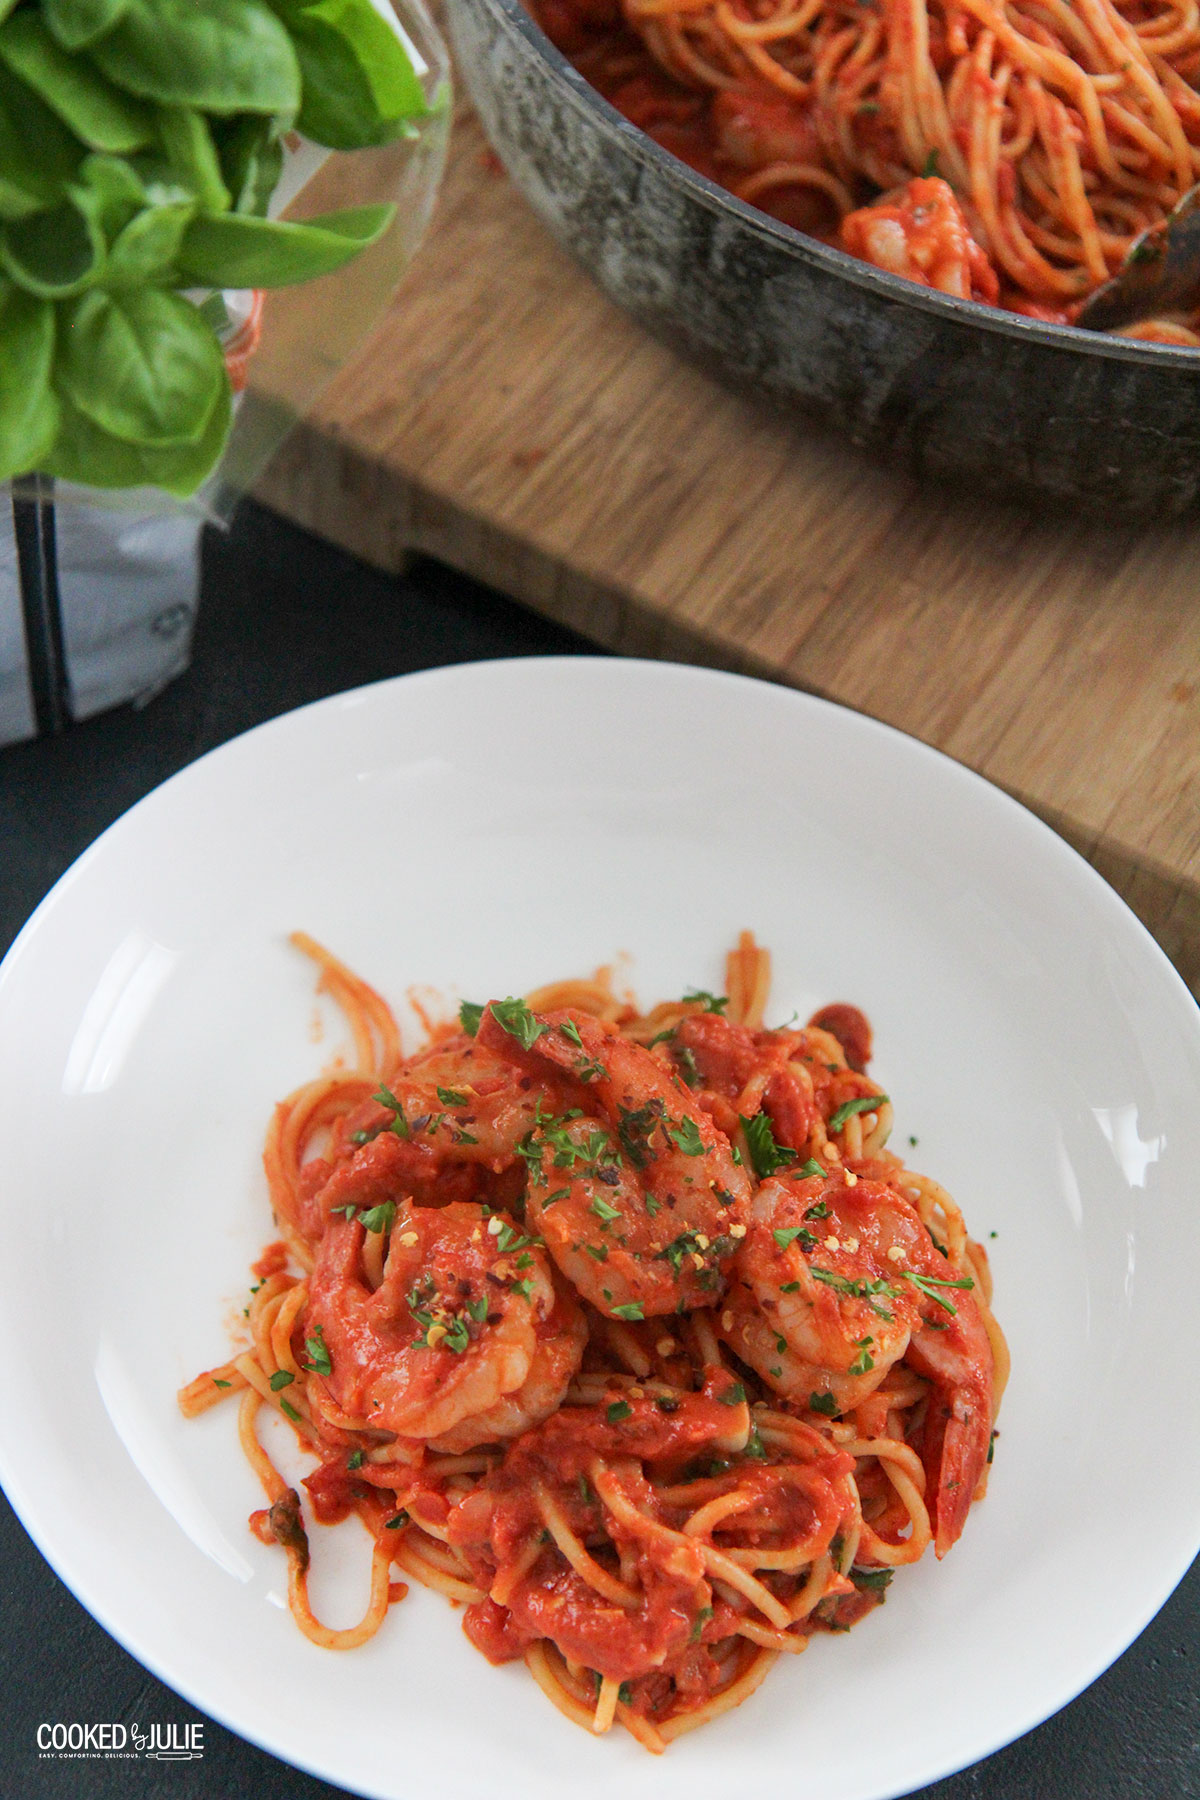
[915,1376,991,1556]
[907,1312,993,1558]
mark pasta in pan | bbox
[532,0,1200,337]
[181,932,1006,1750]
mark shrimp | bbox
[711,82,822,172]
[356,1034,581,1178]
[306,1201,573,1445]
[840,177,1000,306]
[428,1279,587,1453]
[478,1005,752,1316]
[719,1171,993,1555]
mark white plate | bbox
[1,657,1198,1800]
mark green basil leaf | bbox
[43,0,134,52]
[42,391,153,487]
[269,0,426,150]
[212,114,283,217]
[0,64,83,221]
[175,202,393,287]
[2,199,105,298]
[58,286,224,446]
[0,285,59,481]
[126,153,197,212]
[135,374,231,494]
[105,199,194,285]
[44,374,231,495]
[0,13,153,152]
[155,107,230,212]
[71,152,147,239]
[91,0,301,117]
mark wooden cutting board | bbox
[255,100,1200,993]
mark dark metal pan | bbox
[448,0,1200,517]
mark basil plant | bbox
[0,0,431,497]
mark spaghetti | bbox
[181,932,1007,1750]
[532,0,1200,333]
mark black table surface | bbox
[2,500,1197,1800]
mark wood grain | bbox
[255,101,1200,992]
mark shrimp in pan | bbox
[719,1170,994,1554]
[477,1004,752,1317]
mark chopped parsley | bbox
[719,1382,746,1406]
[743,1425,769,1461]
[495,1223,542,1253]
[683,989,728,1014]
[617,1100,666,1168]
[358,1201,396,1235]
[848,1337,875,1376]
[347,1449,364,1470]
[584,1243,609,1262]
[804,1199,831,1220]
[810,1267,897,1320]
[372,1085,411,1139]
[741,1111,799,1178]
[668,1116,705,1156]
[827,1093,888,1134]
[611,1302,645,1321]
[303,1326,332,1377]
[657,1230,703,1272]
[850,1565,893,1594]
[809,1391,837,1416]
[606,1399,633,1423]
[490,997,545,1050]
[384,1511,409,1530]
[543,1187,571,1206]
[437,1085,469,1107]
[279,1398,302,1423]
[689,1604,715,1642]
[798,1158,826,1178]
[212,1377,232,1389]
[590,1194,622,1223]
[459,1000,484,1036]
[269,1370,294,1391]
[675,1045,701,1088]
[559,1020,584,1048]
[901,1269,974,1315]
[773,1224,817,1252]
[442,1315,471,1352]
[520,1104,615,1184]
